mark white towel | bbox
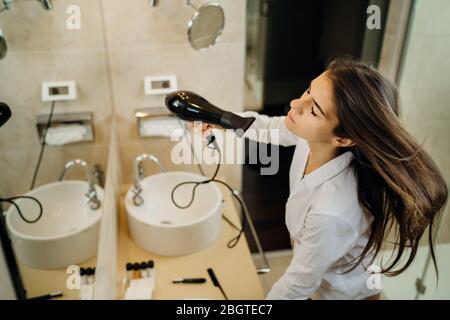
[139,116,184,138]
[44,124,87,145]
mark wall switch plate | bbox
[42,81,77,102]
[144,75,177,95]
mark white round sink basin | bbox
[125,171,223,256]
[5,180,103,269]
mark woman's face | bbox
[285,71,340,144]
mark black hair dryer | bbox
[0,102,11,127]
[165,90,255,137]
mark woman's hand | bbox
[186,121,221,136]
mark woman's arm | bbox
[266,213,357,300]
[189,111,301,146]
[236,111,300,147]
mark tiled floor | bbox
[381,243,450,300]
[253,243,450,299]
[252,249,293,296]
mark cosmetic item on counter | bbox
[139,262,148,278]
[132,262,141,279]
[80,284,94,300]
[86,267,95,285]
[147,260,155,278]
[126,262,133,281]
[172,278,207,284]
[80,267,87,285]
[122,262,133,292]
[124,277,155,300]
[78,266,95,299]
[123,261,156,299]
[207,268,228,300]
[28,291,63,300]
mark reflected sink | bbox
[5,180,103,269]
[125,171,223,256]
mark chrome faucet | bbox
[132,154,166,206]
[59,159,101,210]
[93,164,105,188]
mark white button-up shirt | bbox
[238,111,381,300]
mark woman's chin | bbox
[284,117,293,130]
[285,118,302,138]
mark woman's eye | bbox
[310,106,317,117]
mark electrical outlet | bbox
[42,81,77,102]
[144,75,177,95]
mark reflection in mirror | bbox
[0,29,7,60]
[0,119,109,300]
[0,1,110,299]
[5,163,103,269]
[38,0,52,10]
[188,2,225,50]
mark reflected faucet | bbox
[132,154,166,206]
[1,0,52,13]
[93,164,105,188]
[59,159,101,210]
[38,0,52,10]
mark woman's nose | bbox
[290,98,303,113]
[290,98,299,109]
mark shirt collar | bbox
[302,150,355,190]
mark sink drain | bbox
[160,220,172,225]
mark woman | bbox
[199,57,448,299]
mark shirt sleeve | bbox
[266,213,357,300]
[235,111,300,147]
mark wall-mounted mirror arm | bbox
[186,0,198,11]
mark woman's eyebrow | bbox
[309,81,327,117]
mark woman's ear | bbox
[333,136,356,148]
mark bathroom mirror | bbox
[188,2,225,50]
[0,29,7,60]
[0,1,112,300]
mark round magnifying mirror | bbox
[0,30,7,60]
[188,3,225,50]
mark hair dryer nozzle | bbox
[0,102,11,127]
[165,90,255,136]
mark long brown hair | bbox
[326,57,448,277]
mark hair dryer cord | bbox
[170,134,246,248]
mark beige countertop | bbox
[117,179,265,300]
[16,177,265,300]
[18,255,96,300]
